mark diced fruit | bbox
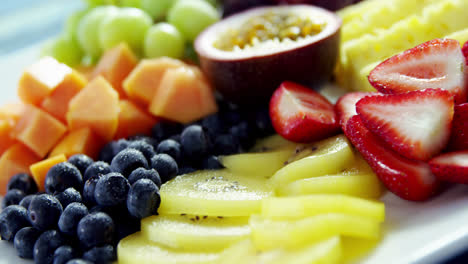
[30,154,67,192]
[0,144,41,195]
[141,215,250,251]
[49,127,104,160]
[114,100,158,140]
[118,232,220,264]
[269,81,339,143]
[91,43,138,98]
[148,66,218,124]
[250,134,296,152]
[250,213,380,250]
[0,102,26,123]
[346,115,439,201]
[67,76,119,141]
[17,57,77,105]
[429,151,468,184]
[261,194,385,222]
[341,237,380,264]
[368,39,467,104]
[356,89,454,161]
[158,170,273,216]
[123,58,185,106]
[269,135,355,189]
[447,103,468,151]
[13,105,67,158]
[334,91,374,133]
[0,120,16,156]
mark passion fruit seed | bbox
[214,12,325,51]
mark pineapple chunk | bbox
[446,28,468,45]
[250,214,380,251]
[250,134,296,152]
[159,170,273,217]
[342,237,380,264]
[141,215,250,251]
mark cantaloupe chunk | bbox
[114,100,158,139]
[0,120,16,156]
[13,105,67,158]
[148,66,218,124]
[92,43,138,98]
[18,57,79,105]
[67,76,119,141]
[0,102,26,123]
[74,65,95,81]
[49,127,104,160]
[0,143,41,195]
[123,57,185,106]
[30,154,67,192]
[40,71,87,122]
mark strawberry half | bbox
[334,91,375,133]
[429,151,468,184]
[368,38,467,104]
[447,103,468,151]
[269,81,339,143]
[346,115,439,201]
[356,89,454,161]
[462,40,468,65]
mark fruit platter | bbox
[2,0,468,263]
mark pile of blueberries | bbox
[0,102,274,264]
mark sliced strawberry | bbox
[429,151,468,184]
[447,103,468,151]
[346,115,439,201]
[269,81,339,143]
[334,91,375,133]
[356,89,454,161]
[462,40,468,65]
[368,38,467,104]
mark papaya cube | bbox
[50,127,104,160]
[67,76,119,141]
[13,105,67,158]
[92,43,138,98]
[0,120,16,156]
[74,65,95,81]
[30,154,67,192]
[0,143,41,195]
[18,57,77,105]
[123,57,185,106]
[114,100,158,140]
[0,102,26,123]
[148,66,218,124]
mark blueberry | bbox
[33,230,66,264]
[177,166,196,175]
[58,203,88,236]
[66,259,93,264]
[151,121,183,141]
[128,168,161,187]
[54,188,82,209]
[99,139,129,164]
[150,154,178,183]
[28,194,63,230]
[169,134,181,143]
[77,212,115,249]
[68,154,94,175]
[230,121,254,149]
[213,134,242,155]
[223,110,242,127]
[201,156,224,170]
[7,173,38,194]
[83,161,112,182]
[94,172,130,206]
[2,189,26,209]
[110,149,148,177]
[127,179,161,219]
[156,139,182,161]
[253,108,274,137]
[127,135,158,149]
[83,244,116,264]
[45,162,83,194]
[127,140,156,163]
[54,245,78,264]
[201,113,226,135]
[14,226,41,259]
[0,205,30,242]
[180,125,211,158]
[82,174,104,206]
[19,194,36,209]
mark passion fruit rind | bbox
[195,5,341,105]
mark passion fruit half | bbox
[195,5,341,105]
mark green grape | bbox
[77,6,119,58]
[144,22,185,59]
[64,9,88,43]
[167,0,220,42]
[84,0,118,7]
[119,0,142,8]
[141,0,177,20]
[99,7,153,54]
[41,36,83,66]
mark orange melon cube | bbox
[148,66,218,123]
[75,65,95,81]
[18,57,79,105]
[30,154,67,192]
[92,43,138,98]
[67,76,119,141]
[114,100,158,140]
[50,127,104,160]
[13,105,67,158]
[0,120,16,156]
[0,143,41,195]
[123,57,185,106]
[0,102,26,124]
